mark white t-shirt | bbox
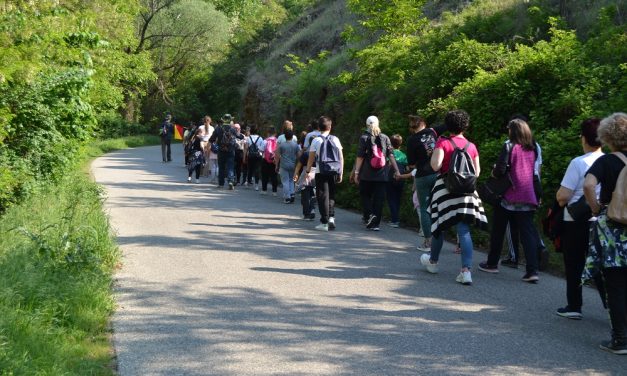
[200,125,214,142]
[304,130,321,150]
[277,134,297,144]
[309,134,343,174]
[560,151,604,221]
[247,134,265,151]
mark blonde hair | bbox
[366,116,381,137]
[598,112,627,151]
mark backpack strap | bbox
[613,152,627,165]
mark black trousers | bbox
[315,174,336,224]
[235,151,244,183]
[247,157,261,185]
[359,180,386,227]
[301,186,316,216]
[161,137,172,161]
[261,160,278,192]
[487,205,539,274]
[188,165,202,179]
[602,267,627,343]
[562,220,591,311]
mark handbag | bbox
[567,195,592,222]
[478,174,512,206]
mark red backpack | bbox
[264,136,277,163]
[369,135,386,169]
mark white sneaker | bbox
[260,191,267,195]
[315,223,329,232]
[456,271,472,285]
[195,179,200,184]
[420,253,438,274]
[416,245,431,253]
[255,185,259,191]
[187,177,192,182]
[272,192,278,197]
[328,217,336,230]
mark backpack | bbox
[607,152,627,224]
[263,137,277,163]
[210,142,219,153]
[219,125,235,152]
[445,138,477,195]
[369,135,386,169]
[318,135,342,175]
[248,136,263,160]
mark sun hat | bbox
[221,114,233,123]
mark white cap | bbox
[366,115,379,127]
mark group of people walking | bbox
[162,110,627,355]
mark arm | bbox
[556,187,574,207]
[354,157,364,185]
[306,151,315,173]
[275,151,281,172]
[583,174,601,215]
[431,148,444,172]
[338,149,344,184]
[294,160,303,182]
[389,154,400,178]
[474,156,481,178]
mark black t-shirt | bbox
[357,132,394,181]
[586,152,627,204]
[406,125,446,177]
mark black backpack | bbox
[248,136,263,160]
[219,125,235,152]
[445,138,477,195]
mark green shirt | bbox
[393,149,407,165]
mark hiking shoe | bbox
[187,177,192,182]
[315,223,329,232]
[501,258,518,269]
[556,306,582,320]
[522,273,539,283]
[388,222,400,228]
[456,271,472,285]
[366,215,377,228]
[478,262,499,274]
[328,217,336,230]
[420,253,438,274]
[599,340,627,355]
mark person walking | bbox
[160,114,174,162]
[208,114,240,190]
[420,110,487,286]
[386,134,408,228]
[240,125,250,185]
[276,128,300,203]
[245,125,264,191]
[406,116,446,251]
[261,127,279,196]
[233,123,246,185]
[306,116,344,231]
[186,128,205,184]
[582,112,627,355]
[478,118,542,283]
[353,116,401,231]
[554,118,605,319]
[277,120,298,144]
[200,116,214,177]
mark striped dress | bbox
[429,176,488,237]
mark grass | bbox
[0,135,159,375]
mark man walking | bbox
[306,116,344,231]
[209,114,242,190]
[160,114,175,162]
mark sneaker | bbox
[228,182,234,190]
[556,306,582,320]
[307,213,316,221]
[420,253,438,273]
[418,229,424,237]
[195,179,200,184]
[369,227,380,231]
[388,222,400,228]
[456,271,472,285]
[272,192,278,197]
[501,258,518,269]
[187,177,192,182]
[328,217,336,230]
[315,223,329,232]
[290,197,295,203]
[366,214,377,228]
[416,240,431,253]
[255,185,259,191]
[599,340,627,355]
[478,262,499,274]
[260,191,267,195]
[522,273,539,283]
[284,199,291,204]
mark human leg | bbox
[315,174,329,224]
[601,268,627,346]
[485,205,510,266]
[561,220,589,312]
[386,182,403,224]
[166,139,172,161]
[457,221,473,270]
[225,153,235,184]
[415,174,437,239]
[261,160,270,191]
[161,138,167,161]
[515,210,539,275]
[370,181,386,227]
[217,154,227,186]
[359,181,374,222]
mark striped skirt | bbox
[429,176,488,237]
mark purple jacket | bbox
[504,145,538,206]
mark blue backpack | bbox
[318,135,342,175]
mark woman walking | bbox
[420,110,487,285]
[187,128,205,184]
[478,118,542,283]
[582,112,627,355]
[555,118,605,319]
[245,125,264,191]
[353,116,401,231]
[276,129,300,203]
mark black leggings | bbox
[247,158,261,185]
[261,160,278,192]
[188,165,201,179]
[603,267,627,343]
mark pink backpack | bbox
[264,136,277,163]
[369,136,386,169]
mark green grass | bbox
[0,135,159,375]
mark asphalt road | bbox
[92,145,624,375]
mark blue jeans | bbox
[217,151,235,186]
[386,181,404,223]
[430,221,473,269]
[280,167,295,199]
[414,174,438,238]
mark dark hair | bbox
[249,124,258,135]
[285,129,294,141]
[445,110,470,134]
[507,119,534,150]
[390,134,403,149]
[311,120,319,131]
[509,113,529,122]
[580,118,602,147]
[408,115,426,129]
[267,126,276,136]
[318,116,332,132]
